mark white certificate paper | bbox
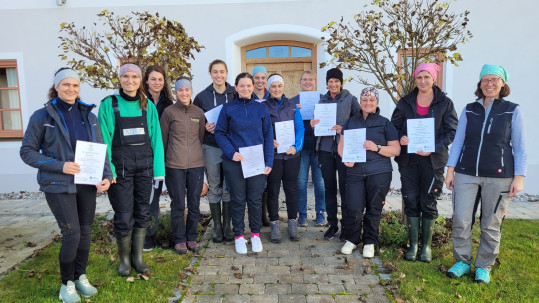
[407,118,435,153]
[275,120,295,154]
[314,103,337,136]
[204,104,223,125]
[299,91,320,120]
[342,128,367,163]
[74,140,107,185]
[239,144,265,178]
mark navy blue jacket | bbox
[263,96,304,160]
[290,93,323,152]
[20,98,113,194]
[214,97,274,168]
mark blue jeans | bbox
[297,150,325,216]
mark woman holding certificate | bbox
[160,77,206,255]
[98,63,165,276]
[214,72,274,255]
[444,65,526,284]
[311,68,360,241]
[262,74,305,243]
[338,87,400,258]
[391,63,458,263]
[20,68,112,302]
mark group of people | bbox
[20,58,525,302]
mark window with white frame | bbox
[0,60,23,138]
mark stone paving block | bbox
[250,294,279,303]
[222,294,251,303]
[354,275,379,285]
[369,284,387,296]
[233,257,256,266]
[291,283,319,294]
[334,295,366,303]
[290,265,315,274]
[327,274,355,284]
[300,257,325,266]
[256,257,279,266]
[278,294,307,303]
[238,283,265,295]
[305,294,335,303]
[267,265,291,275]
[302,273,329,284]
[202,257,234,266]
[278,274,304,284]
[189,283,213,294]
[278,256,301,266]
[201,274,229,284]
[243,265,267,275]
[228,273,254,284]
[253,274,279,284]
[313,265,338,274]
[265,283,291,295]
[194,295,223,303]
[198,266,218,275]
[213,283,239,295]
[181,295,196,303]
[267,249,290,258]
[215,265,240,275]
[317,283,345,294]
[344,282,371,295]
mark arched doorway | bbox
[241,40,317,98]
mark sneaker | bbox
[174,242,187,255]
[323,225,339,240]
[59,281,81,303]
[315,212,326,226]
[447,261,471,279]
[251,235,263,253]
[298,213,308,227]
[187,241,200,253]
[270,220,282,243]
[362,244,375,258]
[288,219,300,241]
[143,236,155,251]
[235,236,247,254]
[475,268,491,284]
[341,241,357,255]
[75,274,98,298]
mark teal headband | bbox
[479,64,509,82]
[252,65,267,76]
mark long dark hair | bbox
[474,81,511,99]
[48,67,80,101]
[143,65,173,101]
[118,63,147,110]
[233,72,254,99]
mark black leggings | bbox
[45,185,97,285]
[266,157,301,221]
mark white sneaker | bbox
[341,241,357,255]
[251,235,263,253]
[235,236,247,254]
[363,244,375,258]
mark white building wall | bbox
[0,0,537,193]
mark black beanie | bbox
[326,68,343,84]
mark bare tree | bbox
[59,10,203,89]
[320,0,472,103]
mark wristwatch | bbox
[377,144,382,153]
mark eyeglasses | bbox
[481,78,501,85]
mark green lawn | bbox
[380,219,539,303]
[0,216,196,302]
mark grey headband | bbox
[54,69,80,88]
[175,79,192,91]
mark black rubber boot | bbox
[222,202,234,242]
[131,228,150,274]
[420,218,435,263]
[404,217,420,261]
[209,203,223,243]
[116,230,132,277]
[261,192,270,227]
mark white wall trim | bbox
[225,24,330,86]
[0,52,27,148]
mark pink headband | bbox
[119,63,142,79]
[413,63,441,82]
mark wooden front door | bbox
[241,40,317,98]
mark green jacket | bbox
[98,95,165,179]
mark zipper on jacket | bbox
[185,107,190,168]
[501,148,504,167]
[487,118,493,134]
[476,106,489,177]
[459,146,464,163]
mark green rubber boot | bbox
[420,218,435,263]
[116,230,132,277]
[222,202,234,242]
[131,228,150,274]
[404,217,420,261]
[209,202,223,243]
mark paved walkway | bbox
[1,187,538,301]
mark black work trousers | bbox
[318,151,348,228]
[267,156,301,221]
[399,154,443,219]
[222,158,266,237]
[45,185,97,285]
[108,150,154,237]
[165,166,204,244]
[343,172,392,245]
[146,180,163,238]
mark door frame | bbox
[241,40,317,74]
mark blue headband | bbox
[54,69,80,88]
[175,79,192,91]
[252,65,267,76]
